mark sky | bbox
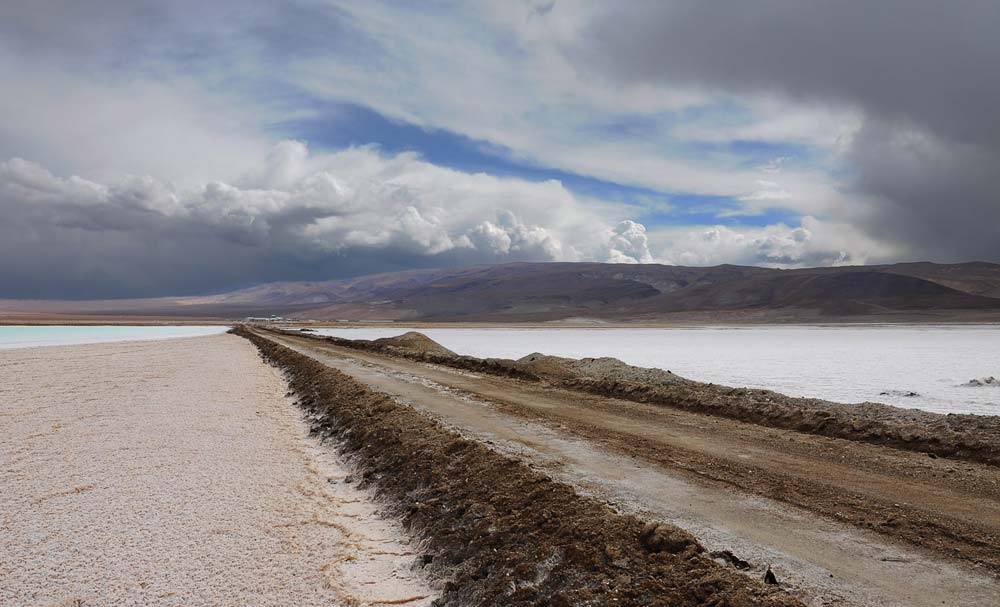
[1,1,998,298]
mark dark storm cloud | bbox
[575,0,1000,262]
[0,175,464,299]
[579,1,1000,146]
[0,148,642,298]
[846,123,1000,263]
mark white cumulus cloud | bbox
[0,142,657,297]
[651,217,897,268]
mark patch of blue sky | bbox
[578,113,667,141]
[676,98,751,124]
[637,194,803,228]
[662,101,831,167]
[273,102,678,199]
[674,139,819,170]
[578,106,825,173]
[276,101,802,227]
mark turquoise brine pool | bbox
[0,325,228,349]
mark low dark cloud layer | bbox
[577,0,1000,262]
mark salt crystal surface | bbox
[0,334,435,606]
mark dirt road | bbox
[262,330,1000,607]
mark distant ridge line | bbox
[4,261,999,323]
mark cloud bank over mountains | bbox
[0,1,995,297]
[0,142,658,297]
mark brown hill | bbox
[4,261,1000,322]
[275,261,1000,322]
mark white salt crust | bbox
[0,334,436,607]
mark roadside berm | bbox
[296,329,1000,466]
[235,327,801,606]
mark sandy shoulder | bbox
[0,334,434,607]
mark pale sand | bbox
[0,334,436,607]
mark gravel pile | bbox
[567,357,689,386]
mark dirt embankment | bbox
[235,327,800,607]
[270,328,1000,466]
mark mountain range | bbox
[6,261,1000,323]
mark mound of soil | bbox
[568,357,688,386]
[373,331,458,357]
[517,353,578,379]
[517,354,689,386]
[236,327,800,607]
[273,328,1000,466]
[318,332,541,381]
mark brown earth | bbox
[233,326,801,607]
[285,328,1000,466]
[257,328,1000,589]
[373,331,458,357]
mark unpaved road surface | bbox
[264,330,1000,607]
[0,335,435,607]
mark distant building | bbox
[242,315,289,323]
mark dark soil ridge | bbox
[235,327,800,607]
[269,328,1000,467]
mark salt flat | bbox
[0,334,434,606]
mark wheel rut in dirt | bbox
[261,329,1000,607]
